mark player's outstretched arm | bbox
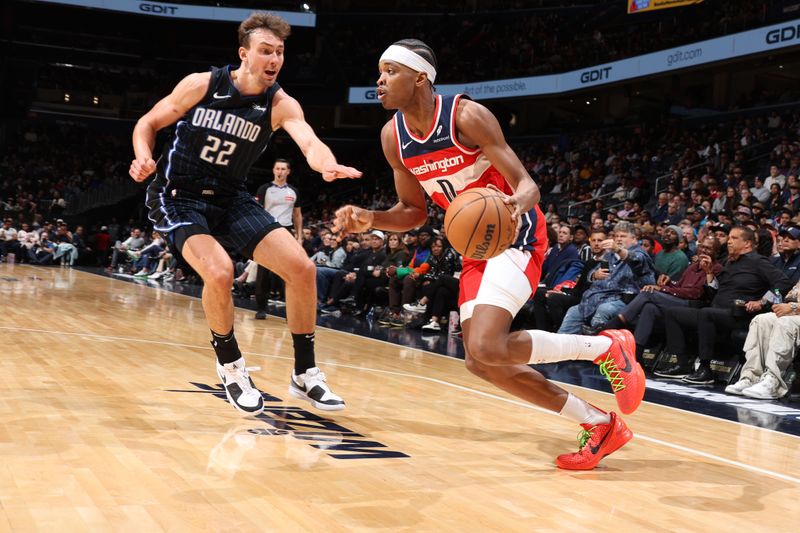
[455,99,541,220]
[273,90,362,182]
[130,72,210,182]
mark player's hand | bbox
[129,157,156,182]
[657,274,670,286]
[321,163,363,182]
[485,184,523,240]
[332,205,374,238]
[642,284,660,293]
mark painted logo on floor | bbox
[167,382,409,460]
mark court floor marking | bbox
[2,325,799,486]
[77,268,800,441]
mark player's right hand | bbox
[129,157,156,182]
[332,205,374,238]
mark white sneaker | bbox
[742,372,782,400]
[421,319,441,332]
[148,270,165,280]
[403,301,427,313]
[289,367,345,411]
[134,269,149,277]
[215,357,264,414]
[725,376,756,396]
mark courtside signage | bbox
[28,0,317,26]
[349,18,800,103]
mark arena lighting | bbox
[63,93,70,102]
[585,100,590,105]
[92,96,99,105]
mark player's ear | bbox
[238,46,248,62]
[416,72,429,88]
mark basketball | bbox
[444,187,516,260]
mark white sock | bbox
[526,330,611,364]
[559,393,611,425]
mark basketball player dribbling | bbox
[333,39,645,469]
[129,12,360,415]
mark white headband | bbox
[379,44,437,83]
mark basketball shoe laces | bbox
[303,367,329,388]
[226,364,261,394]
[598,357,626,393]
[576,425,599,450]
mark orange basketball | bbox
[444,187,515,260]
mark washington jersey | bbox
[154,65,278,195]
[394,93,546,252]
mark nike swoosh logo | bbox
[401,140,413,149]
[213,92,231,99]
[617,334,633,373]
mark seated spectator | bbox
[725,278,800,399]
[655,225,689,281]
[52,222,78,266]
[603,236,722,360]
[530,228,607,332]
[17,223,38,264]
[657,226,792,384]
[558,221,655,334]
[28,232,56,264]
[0,218,21,262]
[341,230,387,313]
[71,226,92,264]
[541,224,581,286]
[361,232,409,315]
[316,237,360,308]
[232,259,259,299]
[402,237,461,332]
[109,228,145,272]
[383,227,433,325]
[132,231,166,277]
[709,223,730,263]
[772,226,800,285]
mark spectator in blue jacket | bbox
[558,221,655,334]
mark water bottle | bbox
[773,288,783,304]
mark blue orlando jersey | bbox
[154,65,278,194]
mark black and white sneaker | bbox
[288,367,345,411]
[216,357,265,415]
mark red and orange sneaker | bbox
[555,412,633,470]
[595,329,646,414]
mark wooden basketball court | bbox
[1,264,798,531]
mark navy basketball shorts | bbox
[146,188,280,259]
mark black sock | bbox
[211,329,241,365]
[292,332,316,374]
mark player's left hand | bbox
[332,205,374,238]
[486,184,525,240]
[321,163,363,182]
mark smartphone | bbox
[598,260,609,270]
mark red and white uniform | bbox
[394,93,548,319]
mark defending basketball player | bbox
[129,13,360,415]
[333,39,645,469]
